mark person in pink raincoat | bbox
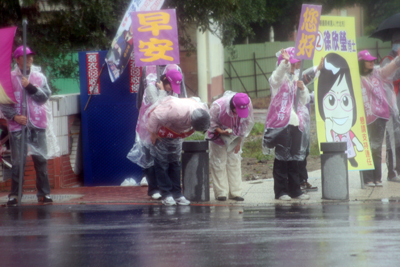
[146,96,210,206]
[127,67,182,200]
[262,47,311,201]
[0,46,53,206]
[207,91,254,202]
[358,48,400,187]
[380,32,400,182]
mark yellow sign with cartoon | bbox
[313,16,374,171]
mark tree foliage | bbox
[1,0,399,92]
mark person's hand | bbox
[217,128,231,136]
[21,76,29,88]
[150,132,160,145]
[297,80,304,90]
[234,139,242,154]
[281,49,290,63]
[317,57,324,71]
[13,115,27,125]
[156,81,164,90]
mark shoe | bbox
[38,195,53,204]
[140,177,148,187]
[151,193,162,200]
[300,182,318,191]
[294,194,310,200]
[7,197,18,207]
[388,177,400,183]
[217,196,227,201]
[230,196,244,201]
[162,196,176,206]
[175,196,191,205]
[375,181,383,187]
[278,195,291,201]
[365,182,375,187]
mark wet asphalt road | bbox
[1,203,400,267]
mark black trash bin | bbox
[181,140,209,202]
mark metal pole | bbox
[18,19,28,206]
[253,52,257,97]
[294,60,304,113]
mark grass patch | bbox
[310,138,320,156]
[242,136,274,161]
[250,122,264,136]
[185,131,206,141]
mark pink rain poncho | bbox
[262,61,311,161]
[361,56,400,150]
[127,64,181,168]
[145,96,209,163]
[381,51,400,179]
[1,65,59,159]
[207,91,254,147]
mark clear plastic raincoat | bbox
[1,65,60,160]
[127,64,180,168]
[146,96,209,164]
[381,51,400,179]
[207,91,254,199]
[262,61,311,161]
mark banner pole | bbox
[18,19,28,206]
[294,59,304,113]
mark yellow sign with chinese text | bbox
[313,16,373,171]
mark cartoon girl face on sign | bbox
[317,53,364,167]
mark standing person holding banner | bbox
[358,48,400,187]
[1,46,54,206]
[381,32,400,182]
[262,48,311,201]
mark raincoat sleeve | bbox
[28,73,52,105]
[269,62,291,96]
[379,57,400,81]
[301,66,319,86]
[238,102,255,138]
[147,109,162,134]
[298,86,310,106]
[209,102,221,132]
[0,104,17,120]
[144,84,168,105]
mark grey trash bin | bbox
[182,140,209,202]
[321,142,349,200]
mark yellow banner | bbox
[313,16,373,171]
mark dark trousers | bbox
[9,129,50,198]
[141,146,160,196]
[153,139,183,199]
[386,125,400,180]
[154,159,182,199]
[362,118,386,183]
[299,150,309,184]
[143,166,160,196]
[273,159,303,199]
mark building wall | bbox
[327,5,363,37]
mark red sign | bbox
[86,52,100,95]
[129,53,142,93]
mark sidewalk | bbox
[1,163,400,206]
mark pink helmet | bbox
[13,45,35,59]
[277,47,300,65]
